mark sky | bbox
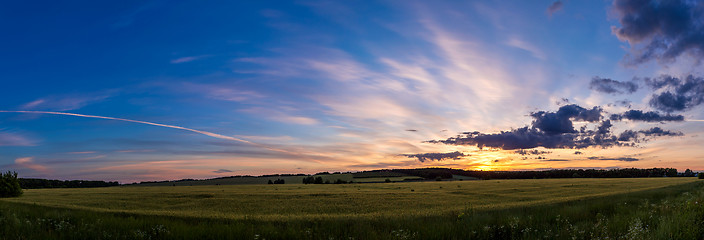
[1,0,704,183]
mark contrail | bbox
[686,119,704,122]
[0,110,299,157]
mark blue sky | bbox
[2,0,703,183]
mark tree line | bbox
[18,178,119,189]
[302,176,348,184]
[386,167,693,180]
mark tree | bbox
[699,172,704,179]
[314,177,323,184]
[268,180,274,184]
[302,176,314,184]
[684,169,694,177]
[0,171,23,198]
[666,168,678,177]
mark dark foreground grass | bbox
[1,181,703,240]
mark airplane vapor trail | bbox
[0,110,300,157]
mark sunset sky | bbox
[2,0,704,183]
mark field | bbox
[1,178,703,239]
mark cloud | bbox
[239,107,320,125]
[20,92,112,111]
[543,159,569,162]
[401,151,466,162]
[639,127,683,137]
[213,169,234,174]
[427,103,686,150]
[170,55,210,64]
[66,151,97,154]
[530,104,603,135]
[177,82,264,102]
[589,77,639,94]
[431,124,625,150]
[617,127,683,141]
[0,130,36,146]
[611,0,704,64]
[588,156,639,162]
[546,1,564,17]
[14,157,50,173]
[0,110,308,158]
[506,37,547,60]
[645,75,704,112]
[113,1,159,28]
[617,130,639,142]
[609,110,684,122]
[514,149,551,155]
[574,151,583,155]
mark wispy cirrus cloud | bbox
[239,107,320,125]
[506,37,547,60]
[20,92,113,111]
[170,55,211,64]
[0,110,298,155]
[0,130,36,146]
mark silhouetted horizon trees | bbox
[19,178,119,189]
[387,167,682,180]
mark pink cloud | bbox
[14,157,50,174]
[0,130,36,146]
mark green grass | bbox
[1,178,702,239]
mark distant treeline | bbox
[130,167,699,186]
[386,167,694,180]
[19,178,119,189]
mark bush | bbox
[0,171,23,198]
[699,173,704,179]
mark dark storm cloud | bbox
[428,104,683,151]
[530,104,602,135]
[611,0,704,64]
[213,169,234,173]
[401,151,466,162]
[588,156,639,162]
[514,149,551,155]
[618,130,639,142]
[640,127,683,137]
[644,75,681,89]
[430,124,625,150]
[589,77,639,94]
[645,75,704,112]
[609,110,684,122]
[546,1,563,16]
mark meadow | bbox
[1,178,703,239]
